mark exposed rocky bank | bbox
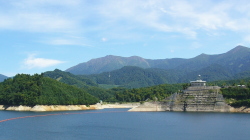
[230,106,250,113]
[0,105,100,111]
[128,102,250,113]
[0,103,139,112]
[1,103,249,113]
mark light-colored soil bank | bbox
[0,103,139,112]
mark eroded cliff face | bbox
[130,86,231,112]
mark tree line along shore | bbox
[0,73,250,109]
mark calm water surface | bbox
[0,108,250,140]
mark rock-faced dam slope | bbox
[130,79,231,112]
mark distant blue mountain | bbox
[0,74,8,82]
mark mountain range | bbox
[0,74,8,82]
[64,45,250,88]
[66,45,250,75]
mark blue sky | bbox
[1,0,250,77]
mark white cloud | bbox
[23,54,65,69]
[48,39,77,45]
[95,0,250,39]
[41,35,93,47]
[1,0,250,41]
[0,0,81,33]
[102,38,107,42]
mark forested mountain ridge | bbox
[0,74,8,82]
[66,46,250,76]
[43,69,98,88]
[43,69,116,101]
[85,65,250,88]
[86,66,175,88]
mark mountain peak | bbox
[193,53,210,60]
[198,53,208,56]
[227,45,249,54]
[66,55,150,75]
[236,45,246,48]
[104,55,119,58]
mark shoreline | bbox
[1,103,249,113]
[0,103,140,112]
[128,102,250,113]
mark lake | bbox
[0,108,250,140]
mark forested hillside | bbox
[0,74,98,106]
[221,86,250,107]
[43,69,114,101]
[110,84,183,102]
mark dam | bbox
[166,78,230,112]
[129,77,231,112]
